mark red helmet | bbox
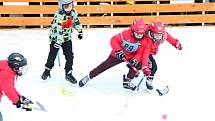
[130,19,147,40]
[149,22,166,43]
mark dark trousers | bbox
[45,41,74,73]
[148,55,157,76]
[89,54,137,79]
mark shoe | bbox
[65,70,77,84]
[41,69,51,80]
[123,75,136,91]
[79,75,90,87]
[146,76,154,90]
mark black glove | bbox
[129,59,141,70]
[14,96,33,111]
[78,31,83,40]
[115,50,126,61]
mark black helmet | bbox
[8,53,27,76]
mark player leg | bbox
[79,54,122,87]
[146,55,157,90]
[61,41,77,84]
[41,41,59,80]
[123,60,142,91]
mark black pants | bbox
[45,41,74,73]
[148,55,157,76]
[89,54,138,80]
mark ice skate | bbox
[123,75,136,91]
[65,70,77,84]
[146,76,154,90]
[41,69,51,80]
[79,75,90,87]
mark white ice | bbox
[0,27,215,121]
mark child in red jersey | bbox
[78,19,148,91]
[0,53,33,120]
[139,22,182,90]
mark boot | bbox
[41,68,51,80]
[146,76,154,90]
[79,75,90,87]
[65,70,77,84]
[123,75,136,91]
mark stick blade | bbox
[156,86,169,96]
[32,101,48,112]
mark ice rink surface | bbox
[0,27,215,121]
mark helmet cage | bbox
[150,31,164,43]
[131,19,146,40]
[59,0,74,12]
[63,2,74,12]
[133,31,145,40]
[149,22,166,43]
[17,65,28,76]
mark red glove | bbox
[142,66,151,76]
[175,40,182,50]
[62,16,73,29]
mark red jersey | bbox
[0,60,20,104]
[147,32,179,55]
[110,28,148,60]
[140,28,180,68]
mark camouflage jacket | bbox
[49,9,82,45]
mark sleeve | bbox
[132,38,149,64]
[72,9,83,32]
[110,33,123,51]
[132,43,144,61]
[141,39,151,68]
[52,11,64,45]
[0,76,20,104]
[141,46,150,68]
[166,32,179,47]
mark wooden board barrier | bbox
[0,1,215,27]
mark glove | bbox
[78,31,83,40]
[175,40,182,50]
[115,50,126,61]
[142,66,151,76]
[129,59,141,70]
[14,96,33,111]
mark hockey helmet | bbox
[149,22,166,43]
[130,19,147,40]
[8,53,28,76]
[59,0,74,12]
